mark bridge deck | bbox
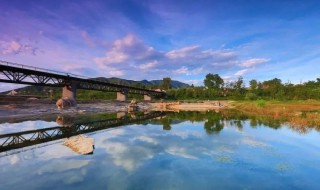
[0,60,165,97]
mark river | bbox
[0,110,319,189]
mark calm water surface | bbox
[0,111,319,190]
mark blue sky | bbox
[0,0,320,91]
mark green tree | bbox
[204,73,224,90]
[249,79,258,90]
[162,77,171,90]
[233,76,246,99]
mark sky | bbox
[0,0,320,91]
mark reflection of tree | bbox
[250,118,258,127]
[161,117,171,131]
[158,109,319,135]
[204,114,224,135]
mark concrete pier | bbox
[56,81,78,108]
[62,82,77,99]
[144,94,152,101]
[117,92,127,101]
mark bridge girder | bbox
[0,62,166,97]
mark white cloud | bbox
[165,146,198,159]
[93,34,269,80]
[240,58,269,68]
[166,45,199,59]
[175,66,189,74]
[235,69,249,76]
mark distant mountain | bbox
[0,77,189,94]
[93,77,190,89]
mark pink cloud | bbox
[93,34,270,80]
[0,40,38,55]
[139,60,158,70]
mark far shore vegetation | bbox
[1,73,320,130]
[6,73,320,103]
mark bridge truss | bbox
[0,61,165,97]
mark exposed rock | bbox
[63,135,94,155]
[56,97,77,109]
[128,98,139,111]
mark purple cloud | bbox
[0,40,38,55]
[94,34,269,81]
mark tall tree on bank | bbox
[204,74,224,89]
[233,76,246,99]
[249,79,258,90]
[162,77,171,90]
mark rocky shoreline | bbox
[0,99,151,121]
[0,99,228,122]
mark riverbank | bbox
[0,99,153,122]
[232,100,320,130]
[150,100,228,111]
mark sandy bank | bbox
[150,101,229,111]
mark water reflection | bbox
[0,110,320,189]
[0,111,165,153]
[157,110,320,135]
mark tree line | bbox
[165,74,320,101]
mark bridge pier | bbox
[144,94,152,101]
[56,81,78,108]
[117,92,127,101]
[62,82,77,99]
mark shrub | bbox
[256,99,266,107]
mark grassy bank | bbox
[232,100,320,132]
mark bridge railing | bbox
[0,60,91,80]
[0,61,151,88]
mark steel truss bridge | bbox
[0,60,165,97]
[0,112,165,153]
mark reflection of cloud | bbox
[37,160,90,174]
[215,155,233,164]
[9,155,19,165]
[95,123,238,172]
[166,146,198,159]
[134,135,158,145]
[242,137,269,148]
[101,141,155,172]
[0,120,57,133]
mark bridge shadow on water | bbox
[0,111,166,154]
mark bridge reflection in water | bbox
[0,111,165,153]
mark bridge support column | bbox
[56,81,77,108]
[62,82,77,99]
[117,92,127,101]
[144,94,152,101]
